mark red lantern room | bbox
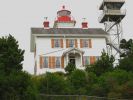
[53,6,76,28]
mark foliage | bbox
[86,50,115,76]
[68,69,87,94]
[120,39,133,57]
[65,63,76,74]
[39,72,69,95]
[0,35,25,74]
[0,35,37,100]
[118,39,133,72]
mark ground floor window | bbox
[55,57,61,68]
[83,56,100,65]
[40,56,62,69]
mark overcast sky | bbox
[0,0,132,74]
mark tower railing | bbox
[103,0,125,2]
[98,9,126,22]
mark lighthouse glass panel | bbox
[69,39,75,48]
[44,57,48,68]
[54,39,60,48]
[56,57,61,68]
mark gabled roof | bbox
[63,48,84,56]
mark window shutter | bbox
[51,56,55,69]
[90,56,95,64]
[49,56,52,68]
[60,39,63,48]
[66,39,69,48]
[51,39,54,48]
[61,56,64,68]
[80,39,83,48]
[40,56,43,69]
[75,39,78,48]
[89,39,92,48]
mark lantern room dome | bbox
[57,6,71,16]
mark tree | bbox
[0,35,37,100]
[86,50,115,76]
[118,39,133,72]
[39,72,69,95]
[120,39,133,57]
[0,35,25,74]
[68,69,87,94]
[65,63,76,74]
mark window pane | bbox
[56,57,61,68]
[69,39,74,47]
[84,56,90,65]
[44,57,48,68]
[54,39,60,48]
[83,39,88,48]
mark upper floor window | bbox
[69,39,75,47]
[80,39,92,48]
[51,39,63,48]
[54,39,60,48]
[66,39,78,48]
[83,39,89,48]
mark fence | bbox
[1,94,132,100]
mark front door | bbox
[69,54,76,66]
[70,58,75,65]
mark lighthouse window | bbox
[54,39,60,48]
[69,39,75,47]
[55,57,61,68]
[83,39,89,48]
[44,57,48,68]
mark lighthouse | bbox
[30,6,108,75]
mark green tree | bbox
[65,63,76,74]
[39,72,69,95]
[68,69,87,94]
[0,35,25,74]
[86,50,115,76]
[0,35,37,100]
[118,39,133,72]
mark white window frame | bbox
[55,57,61,68]
[54,39,61,48]
[69,39,75,48]
[44,57,49,68]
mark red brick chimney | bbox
[82,22,88,29]
[43,17,49,29]
[82,18,88,29]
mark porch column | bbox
[66,53,69,64]
[80,53,83,67]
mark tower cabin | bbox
[99,0,126,23]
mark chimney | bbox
[82,18,88,29]
[43,17,49,29]
[82,22,88,29]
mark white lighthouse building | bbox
[30,6,108,75]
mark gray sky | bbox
[0,0,132,74]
